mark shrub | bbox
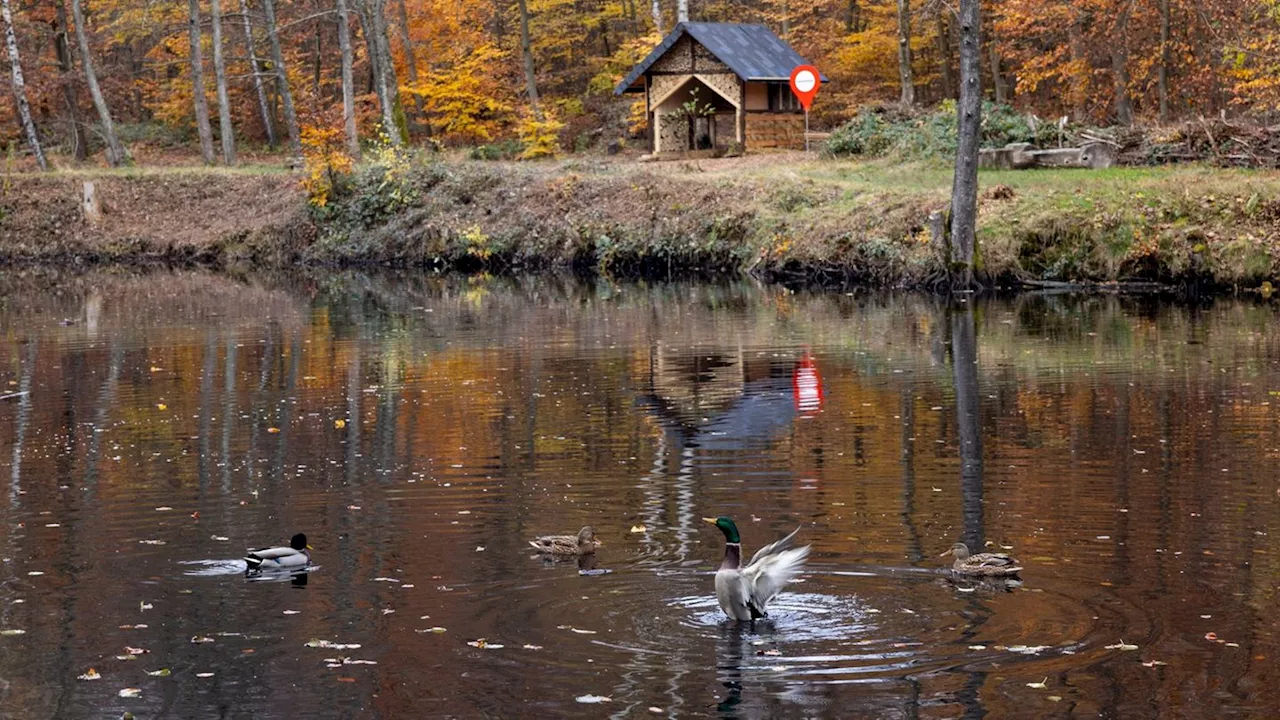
[826,102,1066,160]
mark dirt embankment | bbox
[2,158,1279,290]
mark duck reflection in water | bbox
[715,621,798,718]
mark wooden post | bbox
[82,181,102,225]
[736,80,746,147]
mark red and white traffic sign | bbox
[789,65,820,111]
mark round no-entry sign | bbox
[789,65,820,111]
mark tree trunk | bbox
[517,0,542,120]
[239,0,277,147]
[1158,0,1170,123]
[336,0,359,157]
[949,0,981,289]
[210,0,235,163]
[54,1,87,161]
[896,0,914,105]
[936,7,952,99]
[651,0,662,35]
[187,0,215,164]
[677,0,687,23]
[1111,0,1133,126]
[261,0,301,155]
[844,0,860,32]
[70,0,128,166]
[2,0,47,170]
[987,19,1007,103]
[1069,9,1087,122]
[393,0,424,123]
[354,0,404,144]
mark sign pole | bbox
[789,65,820,155]
[804,110,810,153]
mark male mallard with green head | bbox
[704,516,809,621]
[941,542,1022,577]
[529,526,601,555]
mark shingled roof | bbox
[613,22,824,95]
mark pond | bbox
[0,269,1276,718]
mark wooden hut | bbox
[613,22,824,156]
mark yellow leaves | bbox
[300,125,355,209]
[404,43,514,144]
[516,110,564,160]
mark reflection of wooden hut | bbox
[613,23,825,156]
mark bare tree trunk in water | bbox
[187,0,215,163]
[677,0,687,23]
[896,0,914,105]
[517,0,543,120]
[949,0,981,288]
[336,0,359,157]
[936,6,952,99]
[239,0,277,147]
[70,0,129,166]
[651,0,663,34]
[54,2,87,161]
[1111,0,1134,126]
[2,0,47,169]
[261,0,301,155]
[210,0,236,163]
[950,303,984,551]
[1158,0,1170,123]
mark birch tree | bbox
[950,0,981,288]
[54,2,87,161]
[352,0,404,144]
[336,0,359,156]
[651,0,662,35]
[210,0,236,163]
[1,0,47,169]
[261,0,301,155]
[239,0,276,148]
[677,0,687,23]
[188,0,216,164]
[70,0,129,166]
[896,0,914,105]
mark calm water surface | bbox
[0,270,1276,718]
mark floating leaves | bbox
[575,695,612,704]
[334,419,347,429]
[416,627,448,634]
[1142,660,1168,667]
[282,610,301,616]
[1026,678,1049,690]
[146,669,171,677]
[467,639,504,649]
[195,672,215,678]
[630,524,647,533]
[522,644,543,650]
[123,647,149,655]
[1105,640,1139,651]
[77,668,101,680]
[1005,645,1050,655]
[0,629,25,636]
[139,602,153,611]
[190,636,214,644]
[305,639,361,650]
[118,688,141,698]
[138,540,166,545]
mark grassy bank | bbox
[2,156,1278,289]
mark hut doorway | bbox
[652,76,737,155]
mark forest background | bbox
[2,0,1280,168]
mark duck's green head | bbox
[702,516,740,543]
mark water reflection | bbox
[0,270,1276,717]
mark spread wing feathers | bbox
[741,544,810,611]
[747,525,802,567]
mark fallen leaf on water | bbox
[381,609,395,615]
[150,366,162,372]
[630,524,647,533]
[282,610,300,615]
[124,646,149,655]
[467,639,504,649]
[305,639,361,650]
[267,427,280,434]
[334,419,346,429]
[1047,696,1062,702]
[1006,645,1050,655]
[575,695,612,704]
[190,636,214,644]
[968,645,987,651]
[77,669,101,680]
[372,577,400,583]
[522,644,543,650]
[139,602,153,611]
[648,708,663,714]
[1204,632,1219,642]
[475,546,485,552]
[336,677,356,683]
[416,627,447,634]
[145,669,171,677]
[761,649,782,656]
[0,629,25,636]
[27,571,44,576]
[196,673,214,678]
[1142,660,1168,667]
[210,535,229,541]
[118,688,141,698]
[114,655,137,661]
[138,540,166,545]
[570,628,596,635]
[154,507,172,512]
[1026,678,1049,690]
[155,403,167,411]
[1105,640,1139,651]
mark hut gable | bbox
[649,35,732,76]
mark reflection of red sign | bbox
[793,354,824,416]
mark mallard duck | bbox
[245,533,311,572]
[941,542,1022,577]
[529,526,600,555]
[704,516,810,621]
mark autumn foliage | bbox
[1,0,1280,166]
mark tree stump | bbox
[81,181,102,225]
